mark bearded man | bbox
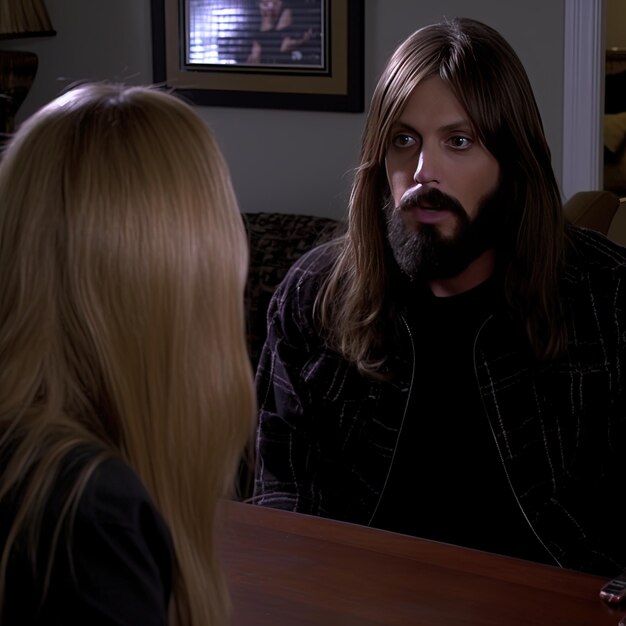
[251,17,626,578]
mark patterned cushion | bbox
[243,212,342,369]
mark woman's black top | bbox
[1,448,173,625]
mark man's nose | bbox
[413,145,440,185]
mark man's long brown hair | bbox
[317,17,567,378]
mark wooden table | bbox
[218,502,625,625]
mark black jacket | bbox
[253,225,626,577]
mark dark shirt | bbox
[367,278,551,563]
[253,227,626,576]
[1,448,173,625]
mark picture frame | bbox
[151,0,364,112]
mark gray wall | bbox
[4,1,565,220]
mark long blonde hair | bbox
[0,83,255,624]
[318,17,567,377]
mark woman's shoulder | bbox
[76,453,163,527]
[2,446,174,624]
[69,451,174,576]
[68,455,173,622]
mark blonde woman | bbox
[0,83,255,624]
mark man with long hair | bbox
[253,17,626,577]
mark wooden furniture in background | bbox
[604,50,626,195]
[0,0,56,136]
[607,48,626,76]
[0,49,38,134]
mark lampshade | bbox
[0,0,56,39]
[0,0,55,138]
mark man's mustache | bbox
[398,187,466,217]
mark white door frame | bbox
[562,0,605,200]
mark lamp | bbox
[0,0,56,136]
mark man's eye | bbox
[448,136,472,149]
[391,134,416,148]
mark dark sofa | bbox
[238,211,342,499]
[243,211,343,370]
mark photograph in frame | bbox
[151,0,364,112]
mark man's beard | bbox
[384,184,506,281]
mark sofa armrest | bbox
[563,190,620,235]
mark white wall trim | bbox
[562,0,605,201]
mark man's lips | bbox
[404,203,453,224]
[414,200,440,211]
[417,208,452,224]
[397,188,465,225]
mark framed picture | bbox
[151,0,364,112]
